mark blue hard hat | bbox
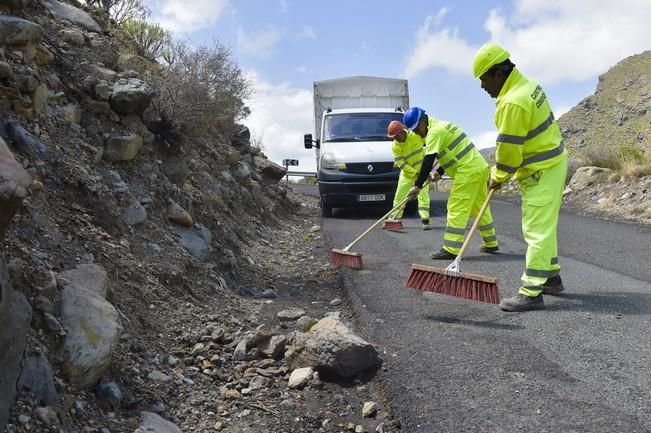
[403,107,425,131]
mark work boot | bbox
[430,249,457,260]
[499,293,545,312]
[421,219,433,231]
[479,245,499,254]
[542,275,565,295]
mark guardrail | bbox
[286,171,317,177]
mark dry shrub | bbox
[150,41,251,140]
[620,160,651,178]
[581,145,621,170]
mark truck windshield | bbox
[323,112,403,142]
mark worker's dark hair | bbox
[488,59,515,77]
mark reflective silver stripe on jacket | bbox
[496,112,555,145]
[441,142,475,170]
[439,132,467,159]
[522,143,564,166]
[496,143,564,173]
[479,223,494,231]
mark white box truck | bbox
[304,76,409,217]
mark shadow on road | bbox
[547,292,651,315]
[463,252,526,262]
[423,315,524,330]
[327,201,449,220]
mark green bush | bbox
[118,19,171,60]
[618,143,646,164]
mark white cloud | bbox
[296,65,308,73]
[245,72,317,172]
[403,0,651,84]
[472,130,498,150]
[301,25,316,40]
[149,0,229,34]
[237,27,283,59]
[279,0,288,13]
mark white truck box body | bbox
[313,76,409,140]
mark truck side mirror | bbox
[304,134,319,149]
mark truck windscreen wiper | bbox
[357,135,391,141]
[324,137,361,142]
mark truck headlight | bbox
[320,153,338,169]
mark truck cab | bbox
[304,76,409,217]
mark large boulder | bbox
[43,0,101,33]
[103,133,143,161]
[569,166,612,189]
[0,264,32,428]
[254,155,287,182]
[17,350,57,405]
[57,264,109,298]
[109,78,154,115]
[59,265,121,389]
[0,15,43,45]
[285,316,380,378]
[0,136,32,240]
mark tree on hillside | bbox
[119,19,172,60]
[151,40,252,138]
[84,0,149,24]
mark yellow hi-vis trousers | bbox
[391,171,430,220]
[518,159,568,297]
[443,167,498,255]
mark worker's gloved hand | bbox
[407,186,421,201]
[489,178,503,190]
[429,172,441,182]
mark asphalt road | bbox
[292,184,651,433]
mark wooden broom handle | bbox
[456,188,496,259]
[344,178,432,251]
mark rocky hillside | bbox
[0,2,398,433]
[558,50,651,158]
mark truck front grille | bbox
[344,162,395,174]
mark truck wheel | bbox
[321,199,333,218]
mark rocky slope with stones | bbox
[0,2,397,433]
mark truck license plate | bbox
[358,194,385,202]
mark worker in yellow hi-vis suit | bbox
[403,108,499,260]
[473,42,568,312]
[386,121,432,230]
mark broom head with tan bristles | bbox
[330,248,363,270]
[405,263,500,304]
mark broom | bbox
[331,177,434,269]
[405,188,500,304]
[383,169,438,231]
[330,193,413,269]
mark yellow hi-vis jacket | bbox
[392,130,424,178]
[424,117,487,178]
[492,68,567,183]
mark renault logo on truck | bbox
[367,164,374,173]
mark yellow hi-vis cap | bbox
[473,43,510,79]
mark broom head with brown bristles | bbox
[405,263,500,304]
[330,248,363,270]
[382,219,404,231]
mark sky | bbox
[143,0,651,172]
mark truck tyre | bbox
[321,199,333,218]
